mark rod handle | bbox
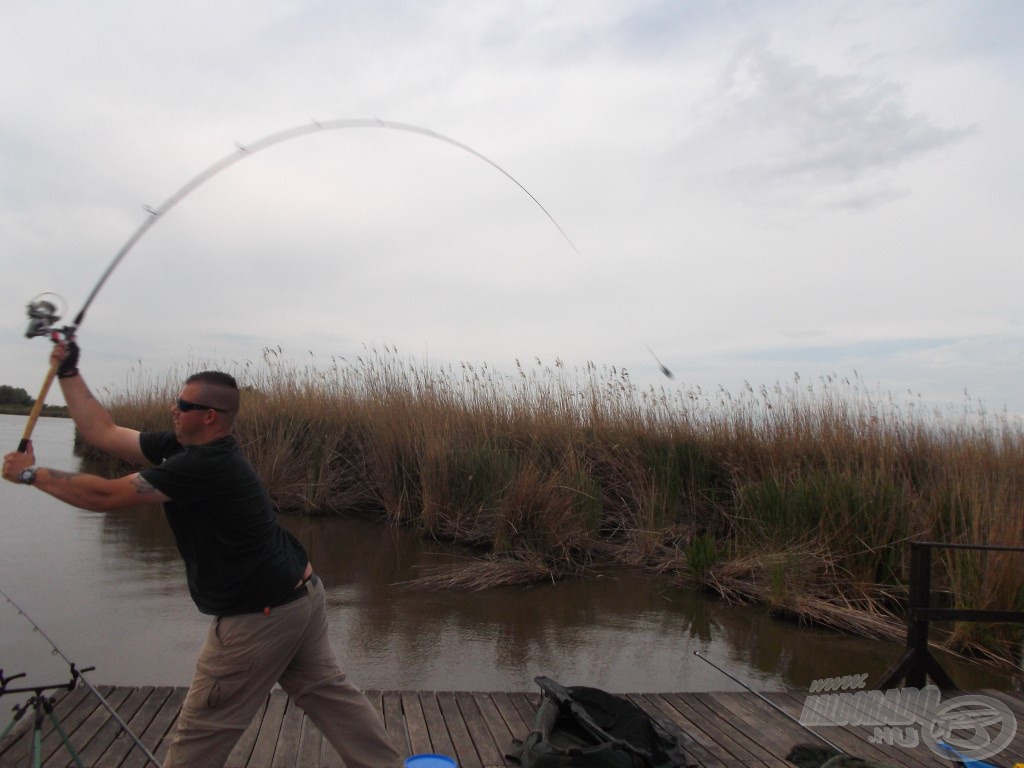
[18,356,61,452]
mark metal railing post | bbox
[904,542,932,688]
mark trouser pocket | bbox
[188,615,258,717]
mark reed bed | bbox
[91,347,1024,667]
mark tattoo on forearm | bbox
[49,469,80,481]
[132,475,160,495]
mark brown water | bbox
[1,415,1019,697]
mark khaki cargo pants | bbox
[164,577,403,768]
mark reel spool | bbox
[25,293,67,339]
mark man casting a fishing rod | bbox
[2,340,403,768]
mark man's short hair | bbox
[186,371,239,390]
[185,371,240,414]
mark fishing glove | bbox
[57,340,80,379]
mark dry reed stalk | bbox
[83,350,1024,668]
[397,554,556,591]
[702,552,907,641]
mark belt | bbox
[264,573,319,613]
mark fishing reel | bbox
[24,293,72,340]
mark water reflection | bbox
[1,415,1017,694]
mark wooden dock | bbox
[2,685,1022,767]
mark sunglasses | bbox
[176,397,227,414]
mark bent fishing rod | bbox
[0,584,163,767]
[16,117,673,451]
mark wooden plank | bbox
[272,696,305,768]
[455,692,505,767]
[319,724,345,768]
[37,684,111,767]
[472,692,522,760]
[771,691,942,768]
[661,690,766,766]
[437,691,480,768]
[0,700,33,759]
[734,692,868,764]
[670,690,762,767]
[73,686,152,766]
[15,685,1020,768]
[488,689,533,761]
[983,688,1024,717]
[94,686,173,768]
[383,690,410,757]
[248,689,289,768]
[697,691,791,765]
[401,691,433,757]
[362,690,409,761]
[15,684,93,765]
[708,691,802,764]
[224,693,270,768]
[418,692,456,759]
[506,692,538,733]
[46,686,133,767]
[861,686,1019,767]
[123,686,186,768]
[0,686,87,765]
[295,715,324,768]
[364,689,384,723]
[488,692,530,739]
[820,688,955,768]
[976,688,1024,762]
[628,693,727,768]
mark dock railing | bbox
[875,540,1024,690]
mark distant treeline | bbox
[0,384,68,417]
[79,348,1024,670]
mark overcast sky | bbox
[3,1,1023,418]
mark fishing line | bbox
[96,118,672,376]
[0,583,163,766]
[23,119,672,390]
[20,117,673,448]
[75,118,591,328]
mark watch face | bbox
[20,467,36,484]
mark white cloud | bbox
[676,35,974,208]
[2,0,1023,415]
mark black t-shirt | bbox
[139,431,308,616]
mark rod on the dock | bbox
[0,585,163,767]
[693,651,847,755]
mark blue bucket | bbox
[405,755,457,768]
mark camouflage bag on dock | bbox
[507,676,691,768]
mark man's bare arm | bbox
[57,359,146,465]
[33,469,169,511]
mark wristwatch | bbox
[19,466,38,485]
